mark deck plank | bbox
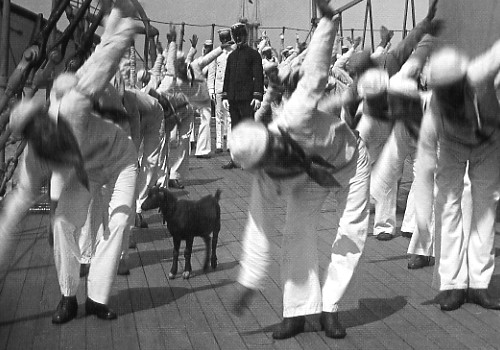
[2,151,500,350]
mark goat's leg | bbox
[211,220,220,269]
[202,235,211,272]
[169,237,181,279]
[182,237,194,279]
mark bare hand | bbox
[190,34,198,48]
[250,99,261,111]
[426,0,439,21]
[167,25,177,43]
[222,99,229,110]
[316,0,335,19]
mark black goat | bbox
[141,186,221,279]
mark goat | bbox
[141,186,221,279]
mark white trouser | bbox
[238,140,370,317]
[156,132,171,187]
[356,113,393,166]
[215,94,231,150]
[168,116,193,181]
[408,172,472,257]
[0,145,50,280]
[194,103,212,155]
[371,121,416,236]
[136,116,162,212]
[433,135,500,291]
[54,163,136,304]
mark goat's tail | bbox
[214,189,222,202]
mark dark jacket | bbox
[222,44,264,101]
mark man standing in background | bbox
[221,22,264,169]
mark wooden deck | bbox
[1,151,500,350]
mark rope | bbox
[146,18,311,33]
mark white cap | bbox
[357,68,389,98]
[426,47,469,87]
[388,72,420,99]
[228,120,269,169]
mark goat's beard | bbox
[24,113,89,189]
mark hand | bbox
[190,34,198,48]
[222,99,229,110]
[426,0,439,21]
[315,0,335,19]
[156,41,163,54]
[167,25,177,44]
[250,99,261,111]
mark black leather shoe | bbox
[85,297,117,320]
[320,312,347,339]
[52,295,78,324]
[272,316,305,340]
[376,232,394,241]
[467,288,500,309]
[134,213,148,229]
[80,263,90,277]
[168,179,185,189]
[438,289,466,311]
[407,255,434,269]
[221,160,237,169]
[230,284,255,316]
[196,154,211,159]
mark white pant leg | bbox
[401,177,417,234]
[322,139,370,312]
[79,192,102,264]
[355,114,393,166]
[53,178,93,297]
[215,94,229,150]
[371,122,416,235]
[282,177,330,317]
[237,173,283,290]
[136,127,161,212]
[194,104,212,155]
[467,140,500,288]
[88,163,136,303]
[156,133,170,187]
[168,116,193,181]
[0,146,49,280]
[433,139,470,291]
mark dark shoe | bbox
[231,284,255,317]
[407,254,434,269]
[80,263,90,277]
[376,232,394,241]
[215,148,223,154]
[117,259,130,276]
[196,154,211,159]
[401,231,413,239]
[467,288,500,310]
[134,213,148,229]
[52,295,78,324]
[85,297,117,320]
[438,289,466,311]
[168,179,185,189]
[221,160,237,169]
[272,316,305,340]
[320,312,347,339]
